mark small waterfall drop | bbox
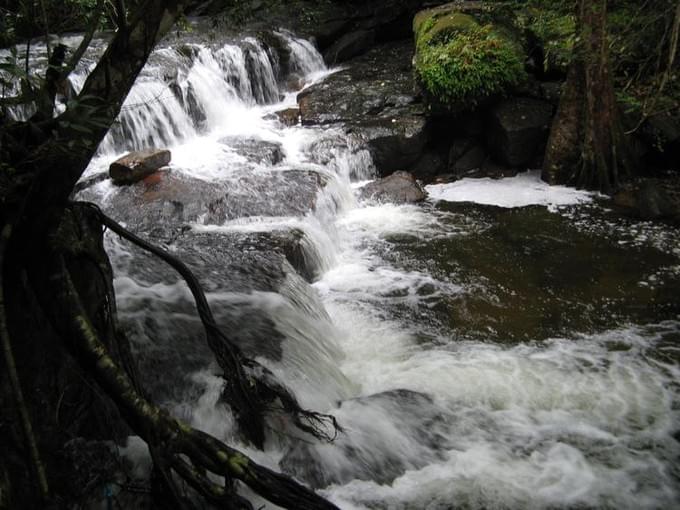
[62,24,680,510]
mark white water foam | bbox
[426,171,597,210]
[77,28,679,510]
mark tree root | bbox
[46,251,339,510]
[86,203,340,447]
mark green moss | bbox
[416,12,479,48]
[414,10,526,107]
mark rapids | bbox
[43,24,680,509]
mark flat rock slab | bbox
[109,148,171,185]
[87,168,327,232]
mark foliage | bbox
[515,6,576,75]
[414,11,526,107]
[1,0,107,47]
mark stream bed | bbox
[66,26,680,509]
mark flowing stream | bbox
[58,27,680,509]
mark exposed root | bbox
[85,202,341,447]
[45,251,339,510]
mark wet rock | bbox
[640,111,680,169]
[274,107,300,126]
[613,178,680,223]
[447,137,475,166]
[486,97,553,168]
[360,171,427,203]
[109,148,171,185]
[115,231,309,404]
[450,143,486,175]
[411,150,446,181]
[323,29,376,64]
[298,41,428,176]
[313,18,353,50]
[73,171,109,194]
[360,116,428,176]
[86,168,326,233]
[281,389,451,488]
[218,136,285,165]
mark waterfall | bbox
[64,25,680,510]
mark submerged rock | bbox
[360,171,427,203]
[281,389,451,488]
[109,148,171,185]
[274,107,300,126]
[218,136,285,165]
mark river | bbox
[52,24,680,509]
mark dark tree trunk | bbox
[0,1,338,508]
[543,0,636,194]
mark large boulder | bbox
[360,171,427,203]
[109,148,171,185]
[486,97,553,168]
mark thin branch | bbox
[60,0,107,83]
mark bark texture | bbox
[0,1,339,508]
[543,0,635,193]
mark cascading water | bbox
[66,25,680,509]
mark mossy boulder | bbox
[413,2,526,113]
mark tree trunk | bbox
[542,0,636,194]
[0,1,339,508]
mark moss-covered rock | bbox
[413,2,526,112]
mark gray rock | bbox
[411,150,445,180]
[109,148,171,185]
[613,178,680,223]
[451,144,486,174]
[361,116,428,176]
[218,136,285,165]
[360,171,427,203]
[298,41,428,177]
[83,168,326,233]
[486,97,554,168]
[274,107,300,126]
[281,389,452,488]
[323,29,376,64]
